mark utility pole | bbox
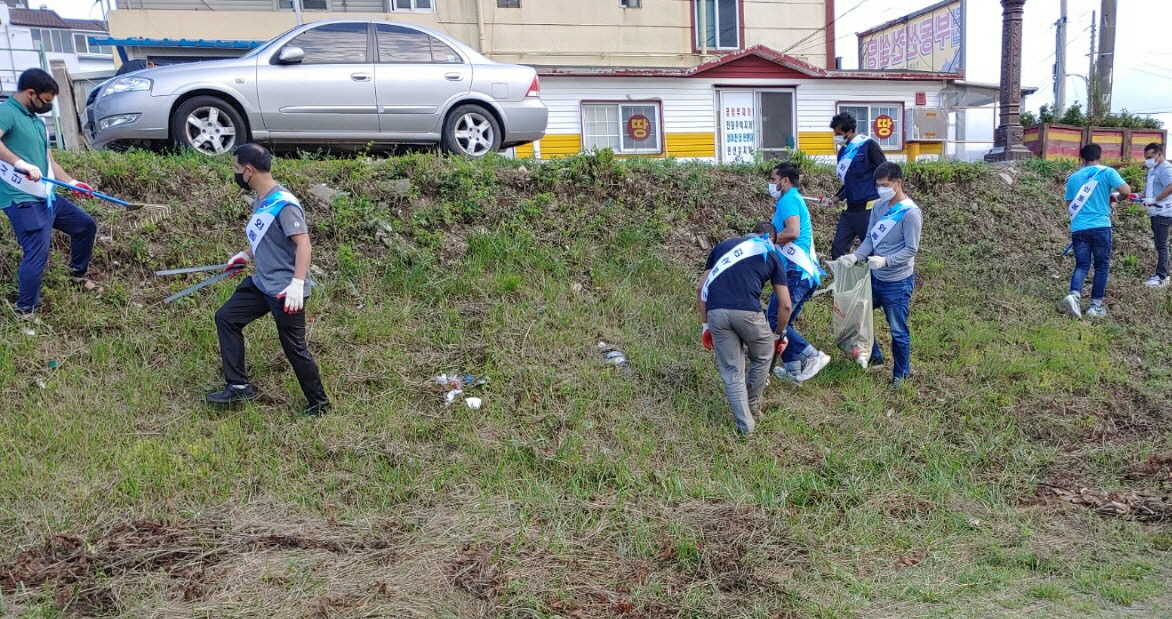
[1097,0,1116,114]
[1087,10,1096,119]
[1054,0,1067,115]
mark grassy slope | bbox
[0,150,1169,618]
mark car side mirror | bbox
[276,46,305,65]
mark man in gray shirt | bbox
[836,161,922,387]
[1142,142,1172,287]
[205,143,329,416]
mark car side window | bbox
[429,37,463,64]
[376,24,433,63]
[285,22,369,64]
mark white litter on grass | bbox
[21,328,35,337]
[465,397,482,410]
[444,389,463,406]
[34,379,46,389]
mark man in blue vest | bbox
[699,222,791,435]
[1061,143,1129,318]
[829,112,887,259]
[206,143,330,417]
[765,162,830,384]
[836,162,922,388]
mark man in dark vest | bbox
[829,112,887,259]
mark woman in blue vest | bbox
[829,112,887,259]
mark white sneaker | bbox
[796,352,831,382]
[1061,293,1082,318]
[1145,275,1169,288]
[1087,303,1107,317]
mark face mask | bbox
[1146,158,1157,169]
[877,185,896,202]
[234,170,251,191]
[26,97,51,115]
[768,182,782,199]
[833,134,846,147]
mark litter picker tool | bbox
[38,177,172,221]
[157,264,242,304]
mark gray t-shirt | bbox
[853,197,922,282]
[252,184,312,298]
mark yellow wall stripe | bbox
[524,132,942,160]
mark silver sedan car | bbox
[86,19,547,156]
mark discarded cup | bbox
[465,397,482,410]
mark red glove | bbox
[701,324,713,351]
[225,250,250,275]
[70,182,93,198]
[774,334,788,356]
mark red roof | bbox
[7,9,106,32]
[536,45,962,81]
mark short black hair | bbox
[17,68,58,95]
[771,162,800,187]
[1145,142,1164,155]
[830,112,857,133]
[233,143,272,172]
[1080,143,1102,163]
[874,161,903,183]
[752,221,776,236]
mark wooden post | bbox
[48,60,83,151]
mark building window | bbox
[837,103,904,150]
[497,0,520,7]
[695,0,739,50]
[582,102,662,155]
[73,32,112,55]
[620,0,641,7]
[31,28,74,53]
[278,0,329,11]
[390,0,433,11]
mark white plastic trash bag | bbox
[827,260,874,368]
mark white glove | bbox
[14,159,41,182]
[1144,198,1157,207]
[867,256,888,269]
[225,250,250,272]
[837,254,859,266]
[278,277,305,314]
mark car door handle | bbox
[445,72,463,81]
[351,73,371,82]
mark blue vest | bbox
[837,138,881,204]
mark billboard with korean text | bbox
[857,0,963,73]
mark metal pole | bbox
[37,42,63,150]
[1054,0,1067,115]
[293,0,303,25]
[698,0,708,56]
[1096,0,1115,114]
[1087,10,1096,119]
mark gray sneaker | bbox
[1061,293,1082,318]
[1145,275,1169,288]
[1086,302,1107,317]
[796,351,831,382]
[772,365,801,385]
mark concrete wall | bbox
[108,0,828,68]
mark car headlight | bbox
[98,114,140,130]
[101,77,152,97]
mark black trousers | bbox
[831,207,873,259]
[215,277,328,407]
[1153,216,1172,279]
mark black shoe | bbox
[205,384,257,406]
[298,401,331,418]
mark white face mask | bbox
[768,182,783,199]
[833,134,846,147]
[1146,158,1158,169]
[876,185,897,202]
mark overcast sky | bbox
[32,0,1172,127]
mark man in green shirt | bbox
[0,68,96,316]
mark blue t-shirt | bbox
[1065,165,1125,232]
[703,235,788,313]
[771,187,813,270]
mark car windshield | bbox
[240,32,288,59]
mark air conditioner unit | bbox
[906,107,948,142]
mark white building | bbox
[0,4,113,92]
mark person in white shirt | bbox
[1142,142,1172,287]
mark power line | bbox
[781,0,872,56]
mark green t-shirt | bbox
[0,97,50,208]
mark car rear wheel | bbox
[170,96,246,155]
[441,104,501,157]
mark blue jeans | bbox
[869,274,915,380]
[2,197,96,312]
[767,269,816,364]
[1070,227,1112,301]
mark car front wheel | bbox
[170,95,246,155]
[441,104,501,157]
